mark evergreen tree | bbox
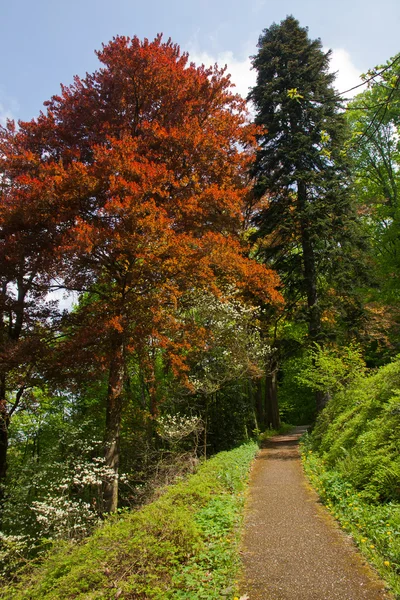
[249,16,367,411]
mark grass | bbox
[258,422,293,444]
[2,441,258,600]
[301,437,400,598]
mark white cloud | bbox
[0,102,15,126]
[188,46,363,103]
[188,48,256,101]
[327,48,363,99]
[0,90,19,126]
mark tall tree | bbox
[347,54,400,302]
[249,16,364,411]
[12,35,282,511]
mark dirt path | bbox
[240,426,392,600]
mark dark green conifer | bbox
[249,16,367,410]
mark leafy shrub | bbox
[278,355,316,424]
[311,357,400,502]
[296,342,366,395]
[301,357,400,597]
[302,445,400,597]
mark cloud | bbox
[327,48,363,99]
[0,102,15,126]
[188,48,256,101]
[188,46,363,102]
[0,90,19,126]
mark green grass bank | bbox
[301,358,400,597]
[2,442,258,600]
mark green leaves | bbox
[250,16,366,358]
[346,53,400,305]
[287,88,304,102]
[296,343,366,395]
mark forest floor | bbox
[239,426,393,600]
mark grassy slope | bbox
[2,442,258,600]
[302,358,400,597]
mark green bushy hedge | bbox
[311,358,400,503]
[302,448,400,597]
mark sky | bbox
[1,0,399,125]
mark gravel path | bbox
[240,426,392,600]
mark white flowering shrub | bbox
[1,437,124,548]
[31,496,98,540]
[186,289,271,395]
[0,438,126,578]
[0,407,138,581]
[157,414,203,443]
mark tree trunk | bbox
[0,279,28,505]
[298,180,327,413]
[255,379,265,430]
[0,402,9,505]
[103,338,125,513]
[265,359,280,430]
[298,179,321,342]
[316,390,330,412]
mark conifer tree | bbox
[249,16,366,411]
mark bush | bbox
[302,446,400,597]
[311,357,400,502]
[278,355,316,424]
[301,357,400,597]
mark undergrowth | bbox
[1,442,258,600]
[300,358,400,598]
[301,446,400,598]
[258,422,293,444]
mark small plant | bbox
[258,422,293,444]
[301,448,400,597]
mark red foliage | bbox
[10,34,282,371]
[1,35,283,509]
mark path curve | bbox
[240,426,392,600]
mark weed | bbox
[301,441,400,597]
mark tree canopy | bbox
[1,34,282,512]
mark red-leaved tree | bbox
[3,35,282,511]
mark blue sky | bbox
[1,0,400,124]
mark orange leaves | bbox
[1,33,282,388]
[108,316,124,333]
[195,231,283,306]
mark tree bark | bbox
[103,337,125,513]
[297,179,321,342]
[0,379,9,505]
[255,379,265,430]
[315,390,330,413]
[265,358,280,430]
[298,180,328,414]
[0,277,30,504]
